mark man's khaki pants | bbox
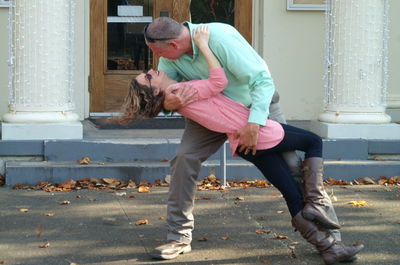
[166,91,341,244]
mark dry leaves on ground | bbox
[325,176,400,186]
[228,179,271,189]
[39,242,50,248]
[274,234,288,240]
[77,156,91,165]
[347,200,368,207]
[255,229,271,234]
[44,212,55,216]
[134,219,149,225]
[11,178,167,193]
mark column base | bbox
[318,111,391,124]
[1,122,83,140]
[310,121,400,139]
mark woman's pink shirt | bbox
[170,68,284,156]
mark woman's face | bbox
[136,69,168,95]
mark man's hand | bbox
[163,84,197,111]
[233,123,260,155]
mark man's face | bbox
[147,41,185,60]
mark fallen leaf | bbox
[347,200,368,207]
[0,260,5,264]
[39,242,50,248]
[77,156,91,165]
[276,210,284,214]
[76,195,82,198]
[138,234,145,238]
[138,186,150,193]
[197,237,208,241]
[19,208,29,213]
[87,197,97,201]
[135,219,149,225]
[261,259,269,263]
[102,178,118,184]
[255,229,270,234]
[353,241,362,246]
[43,212,55,217]
[274,234,288,240]
[160,157,169,162]
[60,200,71,205]
[220,236,230,240]
[235,196,245,201]
[159,217,165,220]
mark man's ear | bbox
[167,40,179,50]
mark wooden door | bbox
[89,0,252,115]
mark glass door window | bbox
[107,0,153,71]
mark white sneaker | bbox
[151,241,192,260]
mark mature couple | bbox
[121,17,364,265]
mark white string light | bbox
[323,0,389,109]
[8,0,76,112]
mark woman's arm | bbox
[193,25,221,70]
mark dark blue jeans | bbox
[238,124,323,217]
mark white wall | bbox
[262,0,325,120]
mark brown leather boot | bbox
[301,157,341,229]
[292,212,364,265]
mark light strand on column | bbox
[8,0,76,111]
[323,0,389,108]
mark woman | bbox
[121,25,363,264]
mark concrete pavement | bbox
[0,183,399,265]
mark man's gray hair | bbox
[146,17,183,40]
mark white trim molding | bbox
[387,94,400,108]
[287,0,326,11]
[0,0,11,8]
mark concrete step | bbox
[5,159,400,186]
[43,138,390,162]
[2,138,398,161]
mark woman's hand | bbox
[163,84,197,110]
[193,25,210,49]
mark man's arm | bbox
[210,31,275,155]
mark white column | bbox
[1,0,82,140]
[311,0,400,139]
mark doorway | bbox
[89,0,252,116]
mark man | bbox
[144,17,342,260]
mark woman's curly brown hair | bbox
[118,78,165,125]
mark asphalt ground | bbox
[0,184,399,265]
